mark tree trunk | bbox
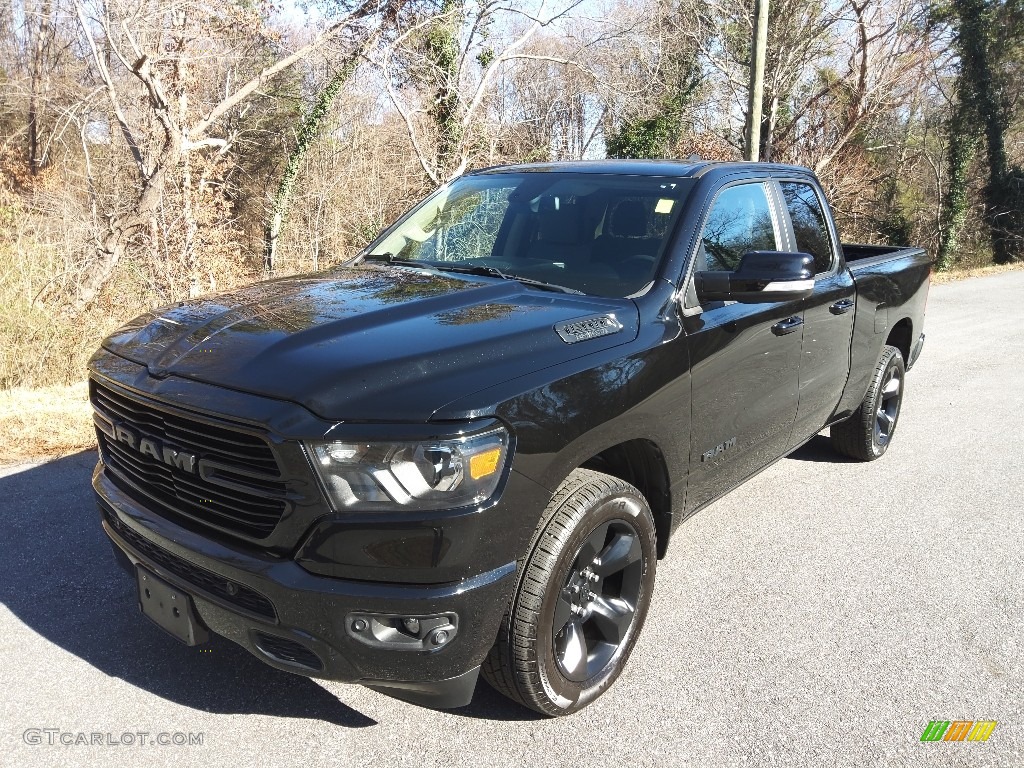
[264,62,355,276]
[27,0,52,175]
[951,0,1018,264]
[77,163,168,309]
[937,99,978,270]
[428,0,464,176]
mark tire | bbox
[481,468,657,716]
[831,344,906,461]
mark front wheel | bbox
[481,468,657,716]
[831,344,906,461]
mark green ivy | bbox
[426,0,464,174]
[878,180,915,248]
[264,62,356,274]
[606,73,698,160]
[938,0,1023,267]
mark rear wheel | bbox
[481,468,657,716]
[831,344,905,461]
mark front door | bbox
[682,180,804,512]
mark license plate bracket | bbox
[136,566,209,646]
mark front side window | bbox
[700,183,780,271]
[780,181,833,273]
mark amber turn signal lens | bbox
[469,447,502,480]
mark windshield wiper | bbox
[356,252,426,269]
[430,263,583,294]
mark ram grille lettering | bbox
[109,421,197,473]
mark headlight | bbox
[306,425,509,512]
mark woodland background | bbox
[0,0,1021,403]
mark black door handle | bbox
[829,299,855,315]
[771,316,804,336]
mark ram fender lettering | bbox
[701,437,737,463]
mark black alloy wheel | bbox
[553,519,644,682]
[831,344,906,461]
[873,362,902,446]
[482,468,657,716]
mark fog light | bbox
[403,617,421,634]
[346,612,458,650]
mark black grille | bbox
[91,379,287,539]
[254,632,323,670]
[104,508,277,620]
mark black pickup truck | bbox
[89,160,929,716]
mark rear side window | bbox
[780,182,833,273]
[700,183,779,271]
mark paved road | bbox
[1,272,1022,768]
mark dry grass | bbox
[0,382,95,464]
[932,261,1024,284]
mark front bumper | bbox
[95,465,517,709]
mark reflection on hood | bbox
[102,266,640,421]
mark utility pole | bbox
[745,0,769,161]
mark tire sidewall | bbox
[869,348,906,457]
[529,489,657,714]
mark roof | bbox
[467,159,815,178]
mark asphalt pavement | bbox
[1,271,1021,768]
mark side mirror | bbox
[695,251,815,304]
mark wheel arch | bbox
[579,438,673,559]
[886,318,913,362]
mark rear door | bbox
[774,178,856,444]
[681,179,803,512]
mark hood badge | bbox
[555,314,624,344]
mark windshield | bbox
[365,172,696,297]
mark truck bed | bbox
[833,243,931,419]
[842,243,928,269]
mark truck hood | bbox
[102,266,640,423]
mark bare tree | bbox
[70,0,407,308]
[375,0,619,183]
[801,0,938,175]
[0,0,85,177]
